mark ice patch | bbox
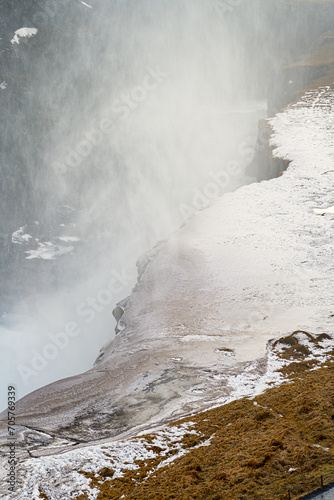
[57,236,81,242]
[180,335,221,342]
[25,242,74,260]
[11,27,38,45]
[7,422,208,500]
[313,205,334,215]
[12,227,32,245]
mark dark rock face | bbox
[268,60,334,117]
[0,0,124,308]
[0,0,87,308]
[251,24,334,181]
[246,119,290,182]
[0,1,81,233]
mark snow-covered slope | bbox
[1,84,334,498]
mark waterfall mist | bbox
[4,0,330,410]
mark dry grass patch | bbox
[70,356,334,500]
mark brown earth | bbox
[60,338,334,500]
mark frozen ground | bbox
[1,86,334,498]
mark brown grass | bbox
[65,331,334,500]
[38,489,49,500]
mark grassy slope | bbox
[67,335,334,500]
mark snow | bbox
[11,227,32,245]
[97,81,334,390]
[81,1,93,7]
[11,226,78,259]
[11,28,37,45]
[93,82,334,430]
[124,84,334,349]
[2,85,334,499]
[312,444,330,452]
[25,242,74,260]
[3,422,209,500]
[2,335,331,499]
[57,236,81,242]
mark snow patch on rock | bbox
[11,28,37,45]
[25,242,74,260]
[11,227,32,245]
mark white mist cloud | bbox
[1,0,267,410]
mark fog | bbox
[0,0,308,410]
